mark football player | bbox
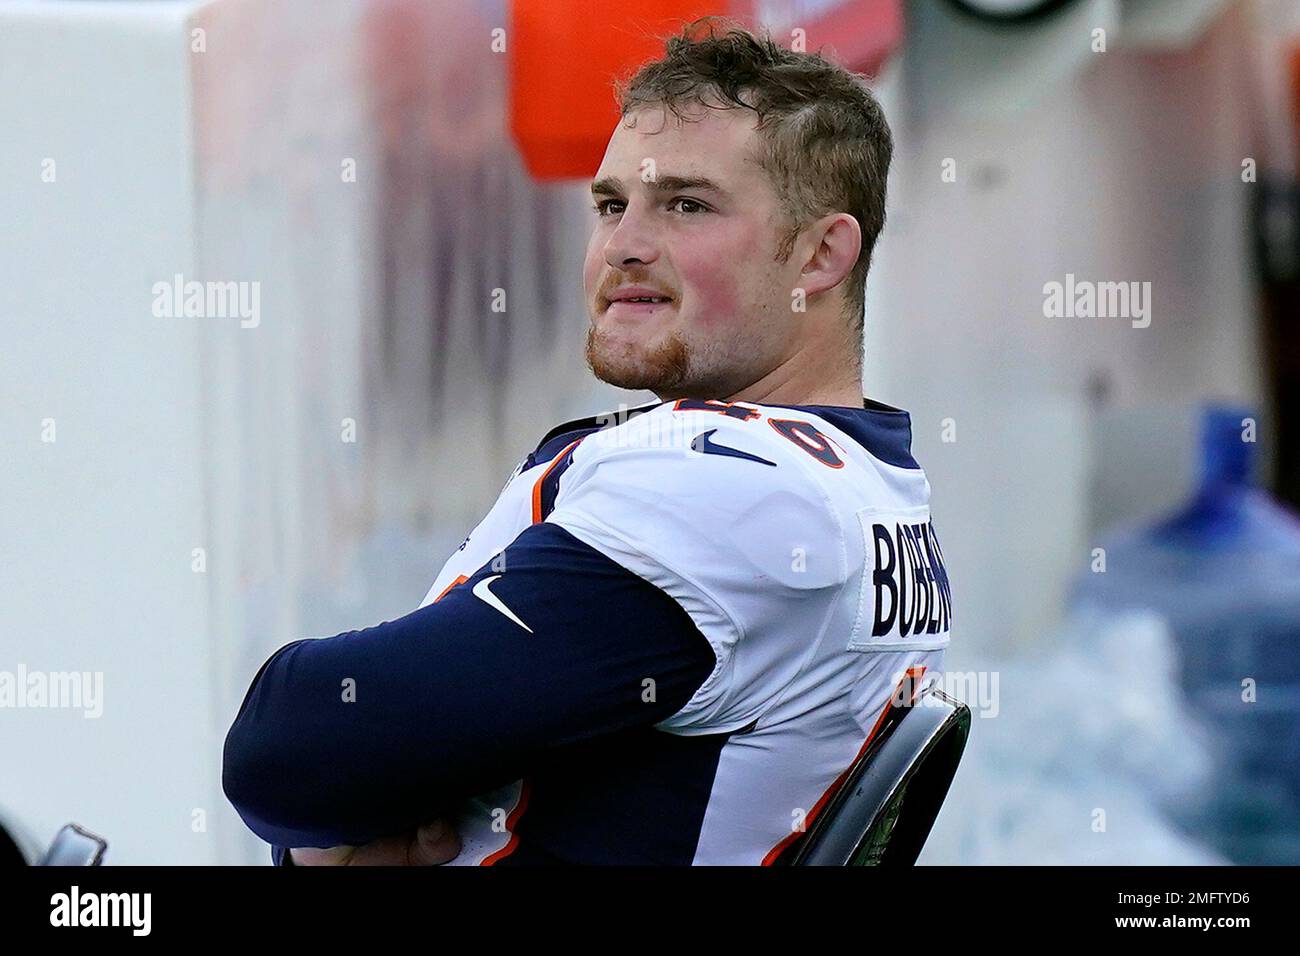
[223,17,952,866]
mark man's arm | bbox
[282,820,460,866]
[222,520,717,852]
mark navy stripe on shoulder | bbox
[527,400,665,468]
[535,439,582,521]
[531,427,601,468]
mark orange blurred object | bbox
[509,0,714,180]
[508,1,903,181]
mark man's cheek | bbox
[582,256,599,301]
[678,261,743,327]
[582,239,606,300]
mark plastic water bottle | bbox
[1069,405,1300,863]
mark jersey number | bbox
[673,399,844,468]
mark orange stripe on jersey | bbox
[480,777,534,865]
[531,438,583,524]
[760,665,928,865]
[432,574,469,603]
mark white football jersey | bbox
[418,397,953,866]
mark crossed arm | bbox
[221,520,718,862]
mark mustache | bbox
[595,277,677,303]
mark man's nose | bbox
[603,204,660,268]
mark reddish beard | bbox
[585,321,691,393]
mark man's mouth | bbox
[605,295,674,315]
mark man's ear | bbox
[796,213,862,298]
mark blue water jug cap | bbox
[1144,403,1300,552]
[1199,404,1254,489]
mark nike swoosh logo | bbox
[472,574,534,633]
[690,429,777,467]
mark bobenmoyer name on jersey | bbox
[850,506,952,651]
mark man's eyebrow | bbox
[590,174,729,198]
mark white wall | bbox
[0,0,213,864]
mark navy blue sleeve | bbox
[222,521,717,851]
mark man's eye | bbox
[669,197,708,215]
[593,197,708,216]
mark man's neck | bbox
[720,347,864,409]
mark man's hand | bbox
[289,818,460,866]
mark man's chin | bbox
[585,326,690,394]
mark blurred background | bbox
[1,0,1298,865]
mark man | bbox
[223,17,953,866]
